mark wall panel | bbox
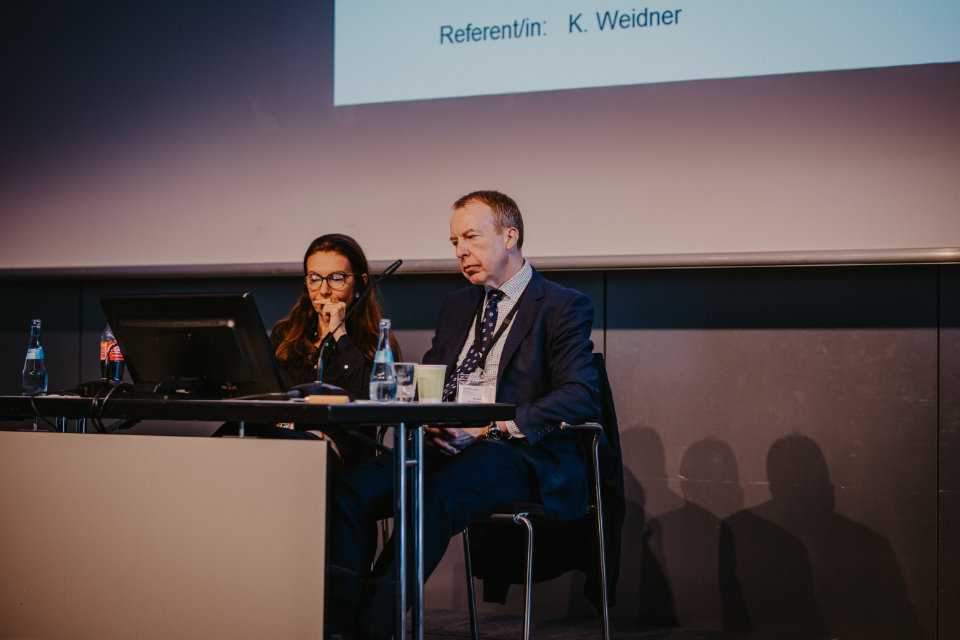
[939,265,960,639]
[606,266,936,636]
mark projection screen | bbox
[1,0,958,272]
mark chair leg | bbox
[590,441,611,640]
[515,514,534,640]
[465,513,536,640]
[594,508,610,640]
[462,529,479,640]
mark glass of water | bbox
[394,362,416,402]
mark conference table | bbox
[0,393,515,640]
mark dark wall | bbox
[940,265,960,640]
[1,263,955,638]
[605,266,938,638]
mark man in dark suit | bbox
[326,190,600,640]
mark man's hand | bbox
[423,426,459,455]
[423,426,485,455]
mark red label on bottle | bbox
[101,340,124,361]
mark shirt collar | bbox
[487,260,532,302]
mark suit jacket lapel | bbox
[497,269,545,388]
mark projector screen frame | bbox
[2,247,958,281]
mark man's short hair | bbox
[453,190,524,249]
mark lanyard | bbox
[471,289,525,371]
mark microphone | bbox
[287,259,402,399]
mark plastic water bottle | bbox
[22,318,48,395]
[100,324,125,381]
[369,319,397,401]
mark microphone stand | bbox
[294,332,347,399]
[287,259,402,399]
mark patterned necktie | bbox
[443,289,504,401]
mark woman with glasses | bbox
[271,233,399,401]
[215,233,399,472]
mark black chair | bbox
[461,353,624,640]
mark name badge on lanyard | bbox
[456,369,494,403]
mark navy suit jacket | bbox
[423,268,600,520]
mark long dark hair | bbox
[274,234,398,364]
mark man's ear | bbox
[504,226,519,251]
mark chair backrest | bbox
[590,352,626,608]
[593,352,624,510]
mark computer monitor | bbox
[100,292,287,398]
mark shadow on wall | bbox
[618,426,679,627]
[719,433,924,640]
[622,429,922,638]
[623,427,744,630]
[649,436,743,630]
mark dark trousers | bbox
[326,438,534,639]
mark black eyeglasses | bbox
[305,272,354,291]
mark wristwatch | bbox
[483,422,505,440]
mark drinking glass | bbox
[394,362,416,402]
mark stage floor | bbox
[420,609,828,640]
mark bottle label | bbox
[374,351,394,363]
[26,348,43,359]
[101,340,124,361]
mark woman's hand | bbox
[313,295,348,340]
